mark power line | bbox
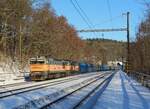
[70,0,125,39]
[106,0,113,27]
[107,0,112,19]
[73,0,95,28]
[99,15,124,26]
[70,0,99,38]
[70,0,92,29]
[72,0,98,37]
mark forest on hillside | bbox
[0,0,126,70]
[2,0,150,74]
[0,0,84,67]
[85,39,126,64]
[130,4,150,74]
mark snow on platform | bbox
[93,70,150,109]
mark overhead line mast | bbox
[126,12,130,73]
[78,12,130,73]
[78,28,127,32]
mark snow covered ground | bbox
[0,68,25,86]
[0,72,103,109]
[0,71,149,109]
[93,70,150,109]
[0,58,29,85]
[46,73,112,109]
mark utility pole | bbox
[77,12,130,73]
[19,25,22,73]
[126,12,130,73]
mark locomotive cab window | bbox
[30,60,45,64]
[37,61,45,64]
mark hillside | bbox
[84,38,126,64]
[0,0,127,72]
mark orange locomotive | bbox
[30,56,79,80]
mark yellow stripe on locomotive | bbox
[30,56,79,80]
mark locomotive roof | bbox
[30,56,78,63]
[30,57,46,61]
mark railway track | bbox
[0,81,33,88]
[0,72,99,89]
[73,73,114,109]
[0,72,104,99]
[39,72,114,109]
[0,73,99,91]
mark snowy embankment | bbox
[0,57,28,85]
[92,70,150,109]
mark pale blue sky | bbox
[34,0,148,41]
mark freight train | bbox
[29,56,99,80]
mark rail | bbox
[72,73,114,109]
[0,73,102,99]
[40,72,113,109]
